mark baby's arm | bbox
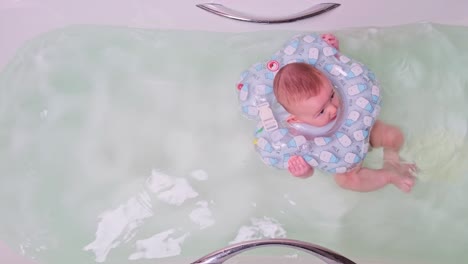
[321,33,340,50]
[288,156,314,178]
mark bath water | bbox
[0,23,467,263]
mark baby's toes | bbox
[403,177,415,191]
[401,183,412,193]
[407,165,419,177]
[409,163,419,174]
[396,180,413,193]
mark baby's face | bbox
[287,81,341,127]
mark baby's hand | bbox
[288,156,314,178]
[321,33,340,50]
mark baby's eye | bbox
[319,109,325,115]
[331,92,335,99]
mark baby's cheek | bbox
[331,39,339,49]
[333,96,341,108]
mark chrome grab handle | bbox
[196,3,340,24]
[191,238,357,264]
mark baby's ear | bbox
[286,115,300,123]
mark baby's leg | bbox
[370,120,415,162]
[335,165,414,193]
[369,120,404,150]
[321,33,340,50]
[368,120,417,192]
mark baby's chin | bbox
[303,120,329,127]
[314,122,331,127]
[308,116,338,127]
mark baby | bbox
[273,34,417,193]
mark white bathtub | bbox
[1,0,468,71]
[1,1,467,263]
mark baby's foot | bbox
[383,160,418,193]
[321,33,340,50]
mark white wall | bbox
[1,0,468,71]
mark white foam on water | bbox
[189,200,215,230]
[157,178,198,206]
[83,193,153,262]
[229,217,287,244]
[128,229,189,260]
[146,170,174,193]
[84,169,203,262]
[189,169,209,181]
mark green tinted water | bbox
[0,23,467,264]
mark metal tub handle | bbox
[191,238,356,264]
[196,3,340,24]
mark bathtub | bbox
[1,0,468,264]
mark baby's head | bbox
[273,62,341,127]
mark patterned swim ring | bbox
[237,33,381,173]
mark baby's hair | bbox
[273,62,330,109]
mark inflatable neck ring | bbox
[237,33,381,174]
